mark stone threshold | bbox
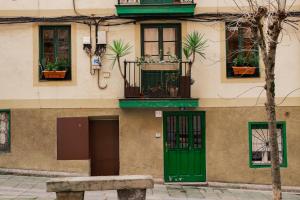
[166,182,300,193]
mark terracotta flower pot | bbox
[232,66,256,75]
[43,70,67,79]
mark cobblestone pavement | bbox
[0,175,299,200]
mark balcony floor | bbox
[119,98,199,108]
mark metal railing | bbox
[118,0,194,5]
[124,61,192,98]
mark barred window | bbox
[249,122,287,168]
[0,110,10,152]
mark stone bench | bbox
[46,175,154,200]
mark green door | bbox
[164,111,206,182]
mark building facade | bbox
[0,0,300,186]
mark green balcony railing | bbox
[118,0,194,5]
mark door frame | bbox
[163,111,206,182]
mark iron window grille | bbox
[248,122,287,168]
[0,110,10,152]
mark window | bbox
[39,26,71,81]
[141,24,181,97]
[0,110,10,152]
[165,112,204,150]
[226,23,260,78]
[141,24,181,61]
[249,122,287,168]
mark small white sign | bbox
[155,132,161,138]
[155,111,162,118]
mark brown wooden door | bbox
[89,120,119,176]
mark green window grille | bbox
[39,25,71,80]
[226,23,260,78]
[248,122,287,168]
[0,110,10,152]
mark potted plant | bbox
[42,59,68,79]
[166,73,179,97]
[232,52,258,75]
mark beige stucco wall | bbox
[0,0,300,16]
[119,109,163,178]
[1,107,300,186]
[205,106,300,186]
[1,20,300,107]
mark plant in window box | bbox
[42,60,68,79]
[232,52,258,75]
[137,54,180,71]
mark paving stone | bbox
[0,175,299,200]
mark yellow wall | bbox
[1,107,299,186]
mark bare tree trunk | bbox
[264,18,282,200]
[253,6,284,200]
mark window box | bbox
[232,66,256,75]
[42,70,67,79]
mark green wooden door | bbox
[164,111,206,182]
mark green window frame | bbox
[140,24,181,96]
[226,22,260,78]
[248,122,287,168]
[39,25,72,81]
[0,110,10,153]
[141,23,182,61]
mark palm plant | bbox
[108,39,132,83]
[183,31,207,76]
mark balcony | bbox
[119,61,199,108]
[116,0,196,17]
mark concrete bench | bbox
[46,175,154,200]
